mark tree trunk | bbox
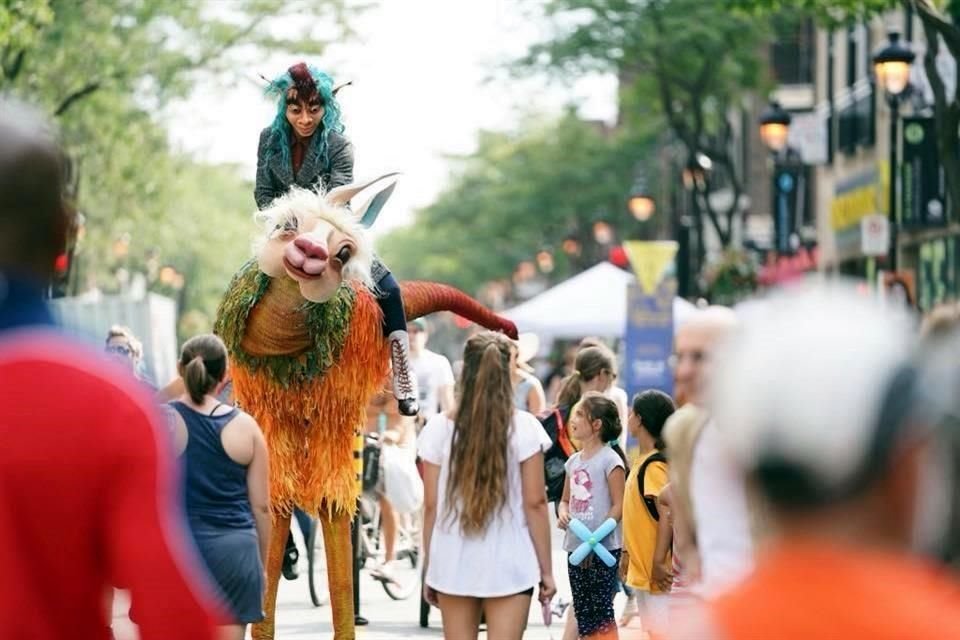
[914,0,960,220]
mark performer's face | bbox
[286,99,324,139]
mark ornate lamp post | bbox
[759,100,803,254]
[873,31,915,271]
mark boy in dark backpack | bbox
[619,390,675,637]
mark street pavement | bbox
[113,511,641,639]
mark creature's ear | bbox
[326,172,401,206]
[326,173,401,229]
[355,181,397,229]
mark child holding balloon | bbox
[558,391,627,639]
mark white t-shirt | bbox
[411,348,455,419]
[689,419,754,599]
[418,410,552,597]
[607,386,630,450]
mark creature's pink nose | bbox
[294,236,329,261]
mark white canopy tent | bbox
[502,262,696,341]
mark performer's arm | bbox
[327,137,354,190]
[105,395,221,639]
[255,128,278,209]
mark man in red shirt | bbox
[0,99,220,639]
[667,284,960,640]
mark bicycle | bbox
[304,434,421,606]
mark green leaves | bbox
[378,112,652,296]
[726,0,898,28]
[1,0,356,339]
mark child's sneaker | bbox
[619,594,640,627]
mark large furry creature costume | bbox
[215,183,516,639]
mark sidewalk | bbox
[112,511,643,639]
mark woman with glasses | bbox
[104,325,154,390]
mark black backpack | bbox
[637,451,667,520]
[539,406,575,503]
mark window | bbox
[771,16,815,85]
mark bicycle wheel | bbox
[306,518,329,607]
[379,516,421,600]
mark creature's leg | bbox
[251,513,292,640]
[377,270,419,417]
[321,509,356,640]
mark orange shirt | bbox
[711,540,960,640]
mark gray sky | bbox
[164,0,617,233]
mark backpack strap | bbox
[638,451,667,520]
[555,408,576,457]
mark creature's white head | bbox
[254,186,374,303]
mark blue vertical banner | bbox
[622,241,677,460]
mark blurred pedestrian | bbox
[419,331,556,640]
[579,338,629,433]
[512,333,547,414]
[165,334,271,640]
[545,343,578,405]
[679,282,960,639]
[542,346,619,512]
[620,390,675,637]
[665,306,754,601]
[557,392,627,640]
[104,324,155,390]
[365,372,421,583]
[409,317,455,422]
[0,98,219,639]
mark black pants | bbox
[376,272,406,336]
[568,550,621,638]
[284,507,314,558]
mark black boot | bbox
[389,329,419,417]
[282,532,299,580]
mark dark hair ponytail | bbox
[579,391,629,471]
[179,334,228,404]
[557,346,616,408]
[631,390,676,452]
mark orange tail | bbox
[400,281,518,339]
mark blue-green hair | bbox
[263,63,346,173]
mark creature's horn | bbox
[399,281,519,340]
[326,172,401,207]
[333,80,353,96]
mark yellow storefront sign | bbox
[829,164,887,232]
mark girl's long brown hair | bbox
[556,345,616,408]
[445,331,514,535]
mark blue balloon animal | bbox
[568,518,618,567]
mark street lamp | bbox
[628,172,656,222]
[873,31,915,271]
[874,32,915,97]
[759,100,792,154]
[592,221,614,245]
[628,192,656,222]
[536,250,555,273]
[759,99,803,254]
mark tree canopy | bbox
[378,111,654,298]
[1,0,354,336]
[514,0,770,249]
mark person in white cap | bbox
[676,282,960,639]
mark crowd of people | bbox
[5,59,960,640]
